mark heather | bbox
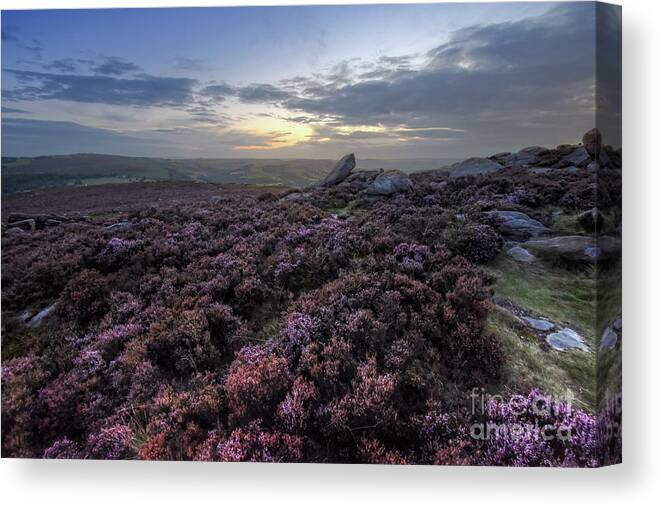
[1,145,620,465]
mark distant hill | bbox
[0,154,460,194]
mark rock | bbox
[546,328,589,352]
[105,221,132,231]
[599,327,618,350]
[11,219,37,231]
[318,153,356,186]
[577,207,605,233]
[587,161,600,172]
[507,245,536,263]
[489,210,549,239]
[280,191,307,203]
[5,227,27,236]
[19,309,33,322]
[613,318,622,331]
[501,146,549,167]
[210,195,222,206]
[26,303,57,328]
[445,157,502,177]
[524,235,620,263]
[559,146,591,168]
[582,128,602,158]
[599,149,613,168]
[524,317,555,332]
[43,219,63,227]
[528,167,552,175]
[365,170,413,196]
[430,181,448,192]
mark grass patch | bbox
[485,254,596,340]
[489,306,596,413]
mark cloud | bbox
[202,3,598,154]
[236,84,293,103]
[4,69,198,107]
[43,58,80,73]
[2,106,29,113]
[91,57,141,76]
[201,83,235,102]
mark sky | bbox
[0,2,618,159]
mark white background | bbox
[0,0,659,505]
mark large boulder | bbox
[445,157,502,177]
[524,235,620,263]
[489,210,549,239]
[365,170,413,195]
[318,153,356,186]
[582,128,602,159]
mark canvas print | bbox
[0,2,621,466]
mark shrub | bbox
[441,223,503,264]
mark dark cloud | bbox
[91,57,141,76]
[2,106,29,113]
[212,3,599,154]
[201,83,235,102]
[43,58,80,73]
[4,69,198,107]
[236,84,293,103]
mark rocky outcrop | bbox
[524,235,620,263]
[365,170,413,195]
[558,146,591,168]
[445,157,503,177]
[6,213,88,230]
[318,153,356,186]
[496,146,549,167]
[489,210,549,239]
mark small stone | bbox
[599,327,618,350]
[613,318,622,331]
[524,317,555,332]
[210,195,222,205]
[507,246,536,263]
[546,328,589,352]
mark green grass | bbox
[485,254,597,339]
[489,305,596,413]
[484,253,599,412]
